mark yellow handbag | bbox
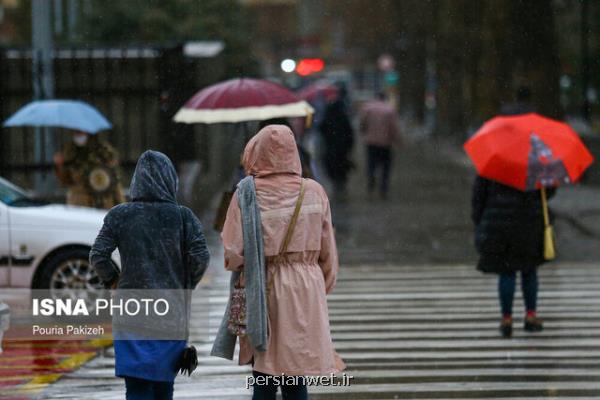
[541,187,556,260]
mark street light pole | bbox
[31,0,56,194]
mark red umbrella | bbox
[173,78,314,124]
[464,113,594,191]
[297,81,339,103]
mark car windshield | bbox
[0,176,33,206]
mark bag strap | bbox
[266,179,306,295]
[541,187,550,228]
[278,179,306,257]
[238,179,306,290]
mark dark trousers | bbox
[498,269,538,316]
[124,377,174,400]
[252,371,308,400]
[366,145,392,195]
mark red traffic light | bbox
[296,58,325,76]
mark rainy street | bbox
[2,1,600,399]
[14,141,600,400]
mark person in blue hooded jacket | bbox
[90,150,210,400]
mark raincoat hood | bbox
[130,150,178,203]
[242,124,301,177]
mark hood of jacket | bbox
[130,150,178,203]
[242,124,301,177]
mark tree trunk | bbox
[396,0,430,123]
[434,0,469,139]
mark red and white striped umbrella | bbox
[173,78,314,124]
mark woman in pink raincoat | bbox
[221,124,344,399]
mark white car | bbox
[0,176,116,289]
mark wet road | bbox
[2,140,600,399]
[32,261,600,399]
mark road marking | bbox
[0,339,111,398]
[21,262,600,398]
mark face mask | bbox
[73,135,88,147]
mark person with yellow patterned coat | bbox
[54,131,125,209]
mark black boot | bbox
[524,316,543,332]
[499,318,513,338]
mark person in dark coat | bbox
[500,86,535,116]
[472,176,554,338]
[90,150,210,400]
[319,87,354,200]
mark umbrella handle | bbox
[305,111,314,129]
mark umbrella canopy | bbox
[297,81,339,103]
[464,113,594,191]
[3,100,112,134]
[173,78,314,124]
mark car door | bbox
[0,202,10,286]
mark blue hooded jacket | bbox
[90,150,210,382]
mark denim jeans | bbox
[252,370,308,400]
[124,377,174,400]
[498,269,538,316]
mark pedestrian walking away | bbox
[500,86,535,116]
[465,108,594,339]
[359,93,402,198]
[319,85,354,201]
[471,176,553,338]
[54,130,126,208]
[90,150,210,400]
[212,124,345,400]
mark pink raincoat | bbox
[222,124,345,376]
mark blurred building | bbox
[241,0,401,106]
[241,0,599,134]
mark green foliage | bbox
[78,0,257,77]
[1,0,258,76]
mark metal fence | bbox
[0,43,224,190]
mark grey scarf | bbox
[211,176,268,360]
